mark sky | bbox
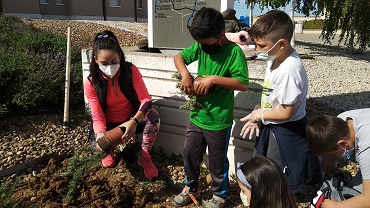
[234,1,295,18]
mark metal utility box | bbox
[148,0,234,50]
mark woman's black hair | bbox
[241,156,297,208]
[88,30,140,113]
[89,30,129,85]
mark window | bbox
[56,0,64,5]
[109,0,121,7]
[136,0,142,9]
[40,0,49,4]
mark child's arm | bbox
[174,53,194,95]
[194,75,248,92]
[243,104,294,123]
[322,180,370,208]
[262,104,294,122]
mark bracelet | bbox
[130,117,140,125]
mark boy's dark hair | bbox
[250,10,293,43]
[188,7,225,40]
[306,115,350,156]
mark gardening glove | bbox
[225,31,251,45]
[240,121,260,140]
[241,108,265,123]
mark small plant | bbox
[0,179,19,208]
[61,147,103,201]
[172,72,210,113]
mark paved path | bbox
[295,30,370,53]
[295,30,343,46]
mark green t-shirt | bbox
[180,41,249,130]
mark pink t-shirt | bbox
[84,64,151,134]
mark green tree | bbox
[238,0,290,9]
[237,0,370,52]
[317,0,369,53]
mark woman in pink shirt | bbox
[84,30,160,180]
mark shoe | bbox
[137,151,158,180]
[102,153,116,168]
[203,194,226,208]
[172,186,200,207]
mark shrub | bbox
[303,19,325,30]
[0,16,84,115]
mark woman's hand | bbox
[119,119,137,141]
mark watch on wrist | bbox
[130,117,140,125]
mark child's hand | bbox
[240,121,260,140]
[241,109,263,123]
[193,76,214,95]
[180,74,194,95]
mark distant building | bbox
[0,0,148,22]
[253,14,324,23]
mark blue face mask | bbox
[255,41,281,61]
[340,146,355,160]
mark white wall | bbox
[82,49,266,177]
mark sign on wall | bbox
[148,0,233,50]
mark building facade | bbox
[1,0,148,22]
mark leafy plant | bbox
[0,179,19,208]
[0,15,84,115]
[172,72,210,113]
[61,147,102,201]
[239,0,370,52]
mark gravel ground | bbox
[296,41,370,111]
[0,19,367,207]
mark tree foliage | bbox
[315,0,370,52]
[237,0,370,52]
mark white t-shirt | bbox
[338,108,370,180]
[260,50,308,124]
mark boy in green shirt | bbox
[172,7,249,208]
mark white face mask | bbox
[240,190,250,207]
[99,64,120,78]
[255,41,281,62]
